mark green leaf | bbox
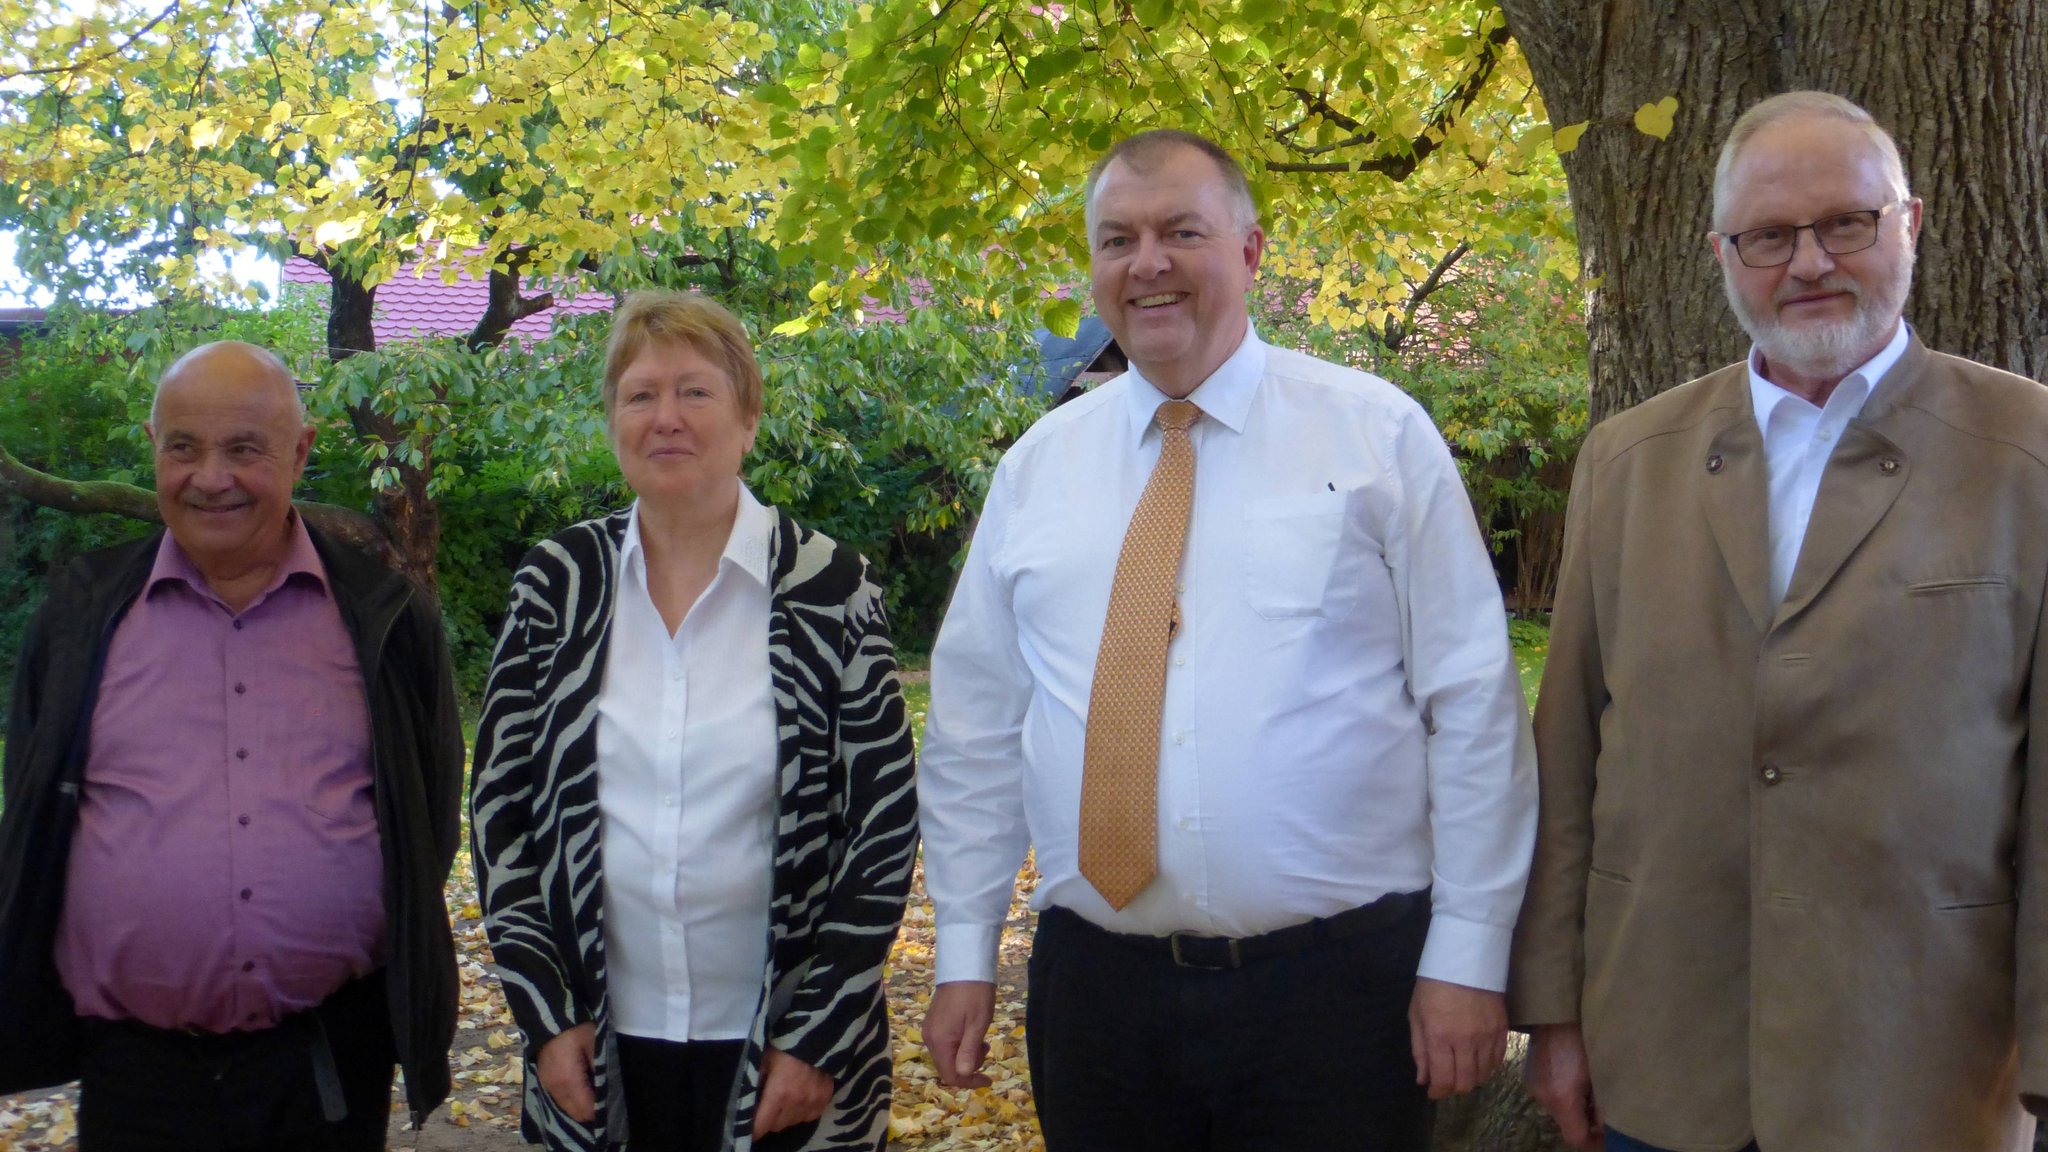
[1043,297,1082,340]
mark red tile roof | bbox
[282,256,613,346]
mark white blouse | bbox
[595,487,778,1041]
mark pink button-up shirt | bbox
[55,518,384,1033]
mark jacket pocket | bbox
[1906,575,2008,595]
[1935,896,2016,913]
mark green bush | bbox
[1255,244,1589,609]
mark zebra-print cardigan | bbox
[470,507,918,1152]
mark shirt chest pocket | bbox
[1240,491,1350,619]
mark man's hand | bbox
[536,1022,598,1123]
[754,1047,834,1137]
[1525,1021,1603,1150]
[923,980,996,1088]
[1408,977,1508,1100]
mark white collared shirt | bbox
[921,329,1537,992]
[596,486,778,1041]
[1748,321,1910,607]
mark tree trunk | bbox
[466,266,554,352]
[327,270,442,592]
[1499,0,2048,422]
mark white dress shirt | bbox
[920,329,1537,992]
[596,487,778,1041]
[1748,321,1910,607]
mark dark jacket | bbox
[0,524,465,1124]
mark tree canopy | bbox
[774,0,1583,340]
[1,0,827,308]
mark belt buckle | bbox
[1167,931,1242,970]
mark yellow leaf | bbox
[770,316,815,337]
[269,100,292,125]
[1633,96,1679,140]
[127,124,154,154]
[189,118,225,149]
[313,218,365,246]
[1551,121,1589,155]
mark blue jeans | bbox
[1604,1130,1759,1152]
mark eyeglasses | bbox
[1718,198,1911,268]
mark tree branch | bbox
[0,0,181,82]
[1381,240,1471,350]
[1266,22,1512,178]
[466,255,554,350]
[0,441,389,559]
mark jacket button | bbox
[1880,457,1901,474]
[1706,454,1725,474]
[1760,764,1782,784]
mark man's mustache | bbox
[1776,274,1863,307]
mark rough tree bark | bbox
[1499,0,2048,422]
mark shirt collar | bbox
[1748,319,1910,429]
[147,510,328,607]
[1121,324,1266,444]
[620,482,773,589]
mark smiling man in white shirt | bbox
[917,129,1537,1150]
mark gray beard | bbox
[1724,249,1914,382]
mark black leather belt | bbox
[1066,888,1428,970]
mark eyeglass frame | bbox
[1714,198,1915,269]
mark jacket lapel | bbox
[1776,342,1923,624]
[1699,399,1776,634]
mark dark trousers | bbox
[614,1034,816,1152]
[76,971,395,1152]
[1025,896,1433,1152]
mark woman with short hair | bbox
[472,290,917,1152]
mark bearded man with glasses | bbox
[1509,90,2048,1152]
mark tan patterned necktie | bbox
[1079,398,1202,910]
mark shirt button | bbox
[234,682,246,695]
[232,619,244,631]
[1173,732,1187,746]
[240,888,253,901]
[235,748,249,760]
[242,960,255,972]
[1176,817,1192,831]
[1173,656,1186,667]
[1760,764,1782,785]
[238,814,250,826]
[664,796,677,807]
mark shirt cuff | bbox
[1415,912,1514,993]
[934,922,1003,985]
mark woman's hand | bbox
[753,1046,834,1137]
[536,1022,599,1123]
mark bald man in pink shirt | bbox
[0,342,465,1151]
